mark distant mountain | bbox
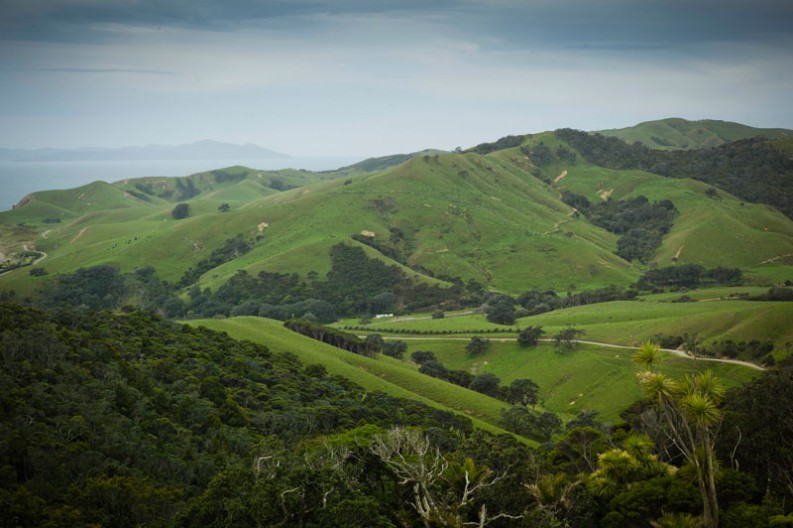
[595,118,792,150]
[0,140,290,161]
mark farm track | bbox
[370,335,765,371]
[0,244,47,277]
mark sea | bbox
[0,157,363,212]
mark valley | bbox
[2,118,792,527]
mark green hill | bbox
[596,117,793,150]
[1,119,792,320]
[188,316,759,425]
[6,142,792,296]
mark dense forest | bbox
[560,193,677,262]
[1,302,791,527]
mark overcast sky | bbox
[1,0,792,157]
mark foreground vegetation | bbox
[1,303,790,527]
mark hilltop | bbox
[596,117,792,150]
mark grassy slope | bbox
[519,300,793,351]
[403,339,757,422]
[186,316,530,441]
[351,296,793,352]
[596,118,793,150]
[529,155,793,276]
[188,316,757,427]
[2,135,792,296]
[4,136,792,296]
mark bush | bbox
[171,203,190,219]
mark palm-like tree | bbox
[633,342,724,528]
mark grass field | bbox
[344,296,792,350]
[188,316,759,429]
[518,299,793,351]
[186,316,533,443]
[399,339,758,422]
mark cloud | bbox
[0,1,791,154]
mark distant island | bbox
[0,139,290,162]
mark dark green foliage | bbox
[486,296,517,325]
[555,129,793,220]
[561,192,677,262]
[0,303,477,527]
[467,134,526,155]
[600,475,700,528]
[352,232,407,265]
[284,318,373,356]
[499,407,562,441]
[28,267,47,276]
[382,340,407,359]
[365,333,385,354]
[43,264,127,310]
[432,310,445,319]
[410,350,438,365]
[719,367,793,504]
[529,142,554,164]
[268,177,293,191]
[468,372,501,398]
[171,202,190,219]
[418,359,450,379]
[178,234,255,288]
[518,286,636,316]
[518,325,544,347]
[466,335,491,356]
[549,425,610,474]
[174,178,199,201]
[553,327,586,352]
[506,378,539,407]
[637,264,743,290]
[217,202,230,212]
[749,285,793,301]
[316,243,467,315]
[211,169,246,184]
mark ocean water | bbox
[0,157,362,212]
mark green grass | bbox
[340,313,513,333]
[519,300,793,351]
[402,339,758,422]
[188,316,759,427]
[4,144,792,297]
[186,316,532,443]
[596,118,792,150]
[340,294,793,353]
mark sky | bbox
[1,0,792,157]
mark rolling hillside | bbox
[189,316,759,425]
[3,129,792,302]
[596,117,792,150]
